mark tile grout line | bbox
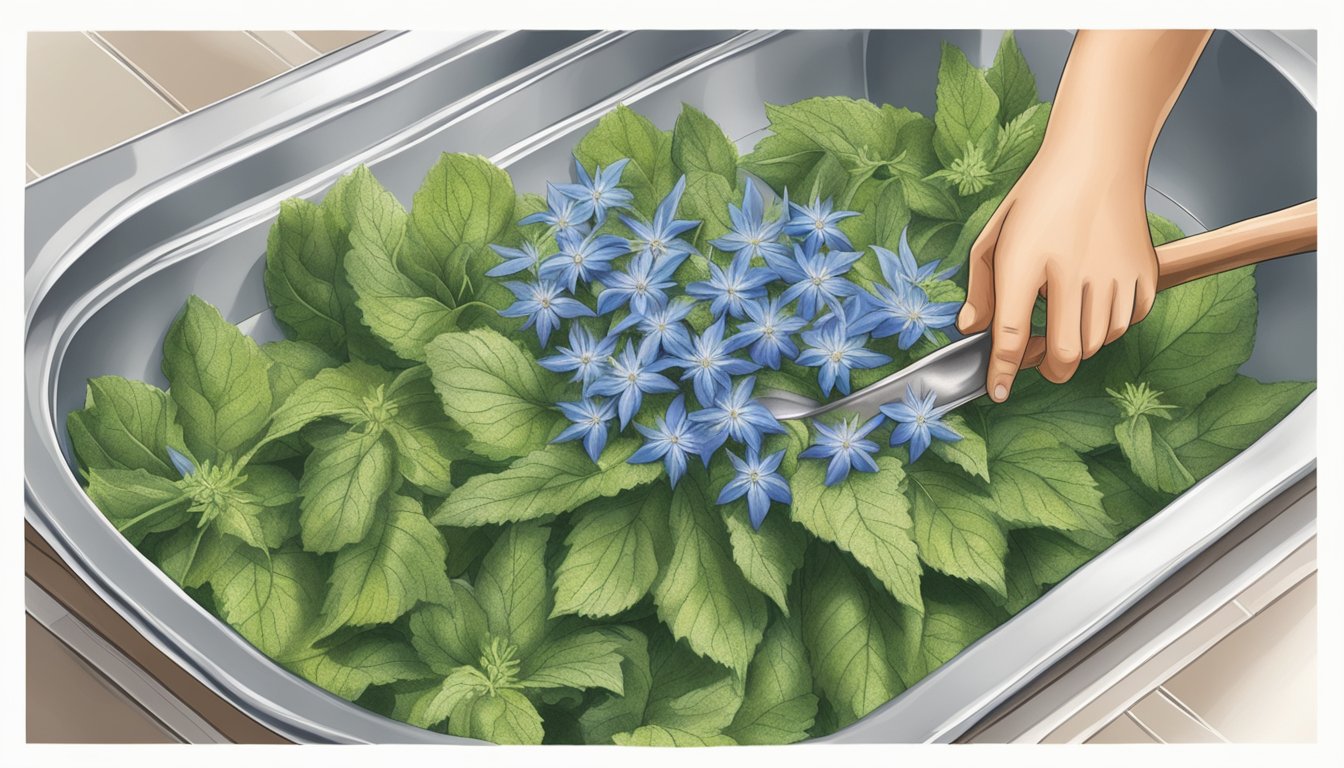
[241,31,297,69]
[82,32,189,114]
[1124,711,1165,744]
[281,30,321,56]
[1157,686,1230,742]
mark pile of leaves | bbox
[66,33,1313,745]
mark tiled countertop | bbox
[26,30,373,179]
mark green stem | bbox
[115,493,190,533]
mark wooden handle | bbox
[1155,200,1316,289]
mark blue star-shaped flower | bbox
[621,175,698,262]
[795,315,892,396]
[485,241,545,278]
[850,282,960,350]
[766,242,863,320]
[879,386,963,462]
[557,156,634,225]
[710,177,790,263]
[499,279,595,348]
[873,226,959,288]
[595,250,688,316]
[587,340,679,429]
[717,448,792,529]
[665,315,759,407]
[684,250,775,319]
[689,375,785,461]
[519,182,595,237]
[609,298,696,358]
[539,229,630,292]
[628,394,702,487]
[553,397,617,462]
[735,297,806,370]
[783,195,859,252]
[799,415,884,486]
[538,324,618,389]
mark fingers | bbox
[986,268,1039,402]
[1081,281,1115,359]
[1022,336,1047,369]
[958,205,1008,334]
[1131,276,1156,325]
[1106,280,1137,345]
[1039,275,1083,384]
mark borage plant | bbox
[67,33,1314,746]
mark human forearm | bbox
[1039,30,1212,173]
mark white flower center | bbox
[698,356,713,369]
[813,219,826,231]
[749,470,761,483]
[810,276,823,287]
[573,253,585,265]
[668,435,680,446]
[829,350,844,363]
[841,439,852,450]
[762,325,776,338]
[579,353,592,365]
[539,297,552,309]
[626,372,638,383]
[635,280,648,292]
[727,408,741,421]
[656,321,668,333]
[914,413,927,426]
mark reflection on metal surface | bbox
[25,29,1315,743]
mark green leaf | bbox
[154,525,239,589]
[652,467,768,676]
[161,296,273,463]
[1148,211,1186,246]
[431,440,659,527]
[340,167,464,362]
[990,102,1049,184]
[408,584,490,674]
[790,456,923,612]
[722,509,808,617]
[211,548,326,660]
[574,105,677,217]
[840,178,911,262]
[914,575,1005,679]
[577,626,653,743]
[765,97,898,164]
[945,193,1006,271]
[298,428,395,553]
[932,42,1001,167]
[724,616,818,745]
[999,526,1105,614]
[261,341,339,405]
[986,368,1119,452]
[1107,267,1256,408]
[612,726,737,746]
[424,328,568,462]
[986,427,1111,536]
[237,464,300,546]
[1088,450,1173,534]
[263,198,348,355]
[519,626,625,694]
[450,687,545,745]
[900,175,961,220]
[740,129,824,195]
[67,377,188,478]
[384,365,468,494]
[671,104,738,185]
[285,634,433,702]
[679,171,737,248]
[551,485,667,619]
[405,665,490,730]
[930,412,989,480]
[907,464,1007,595]
[800,544,916,726]
[985,31,1038,124]
[264,361,390,442]
[85,468,188,546]
[317,494,451,637]
[475,522,551,656]
[398,153,516,308]
[643,630,745,733]
[1117,376,1313,495]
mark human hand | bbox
[957,144,1157,400]
[956,29,1211,402]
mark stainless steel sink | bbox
[24,29,1316,744]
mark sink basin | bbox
[24,29,1316,743]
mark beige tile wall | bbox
[26,30,374,178]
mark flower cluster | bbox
[494,157,963,526]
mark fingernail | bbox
[992,383,1008,402]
